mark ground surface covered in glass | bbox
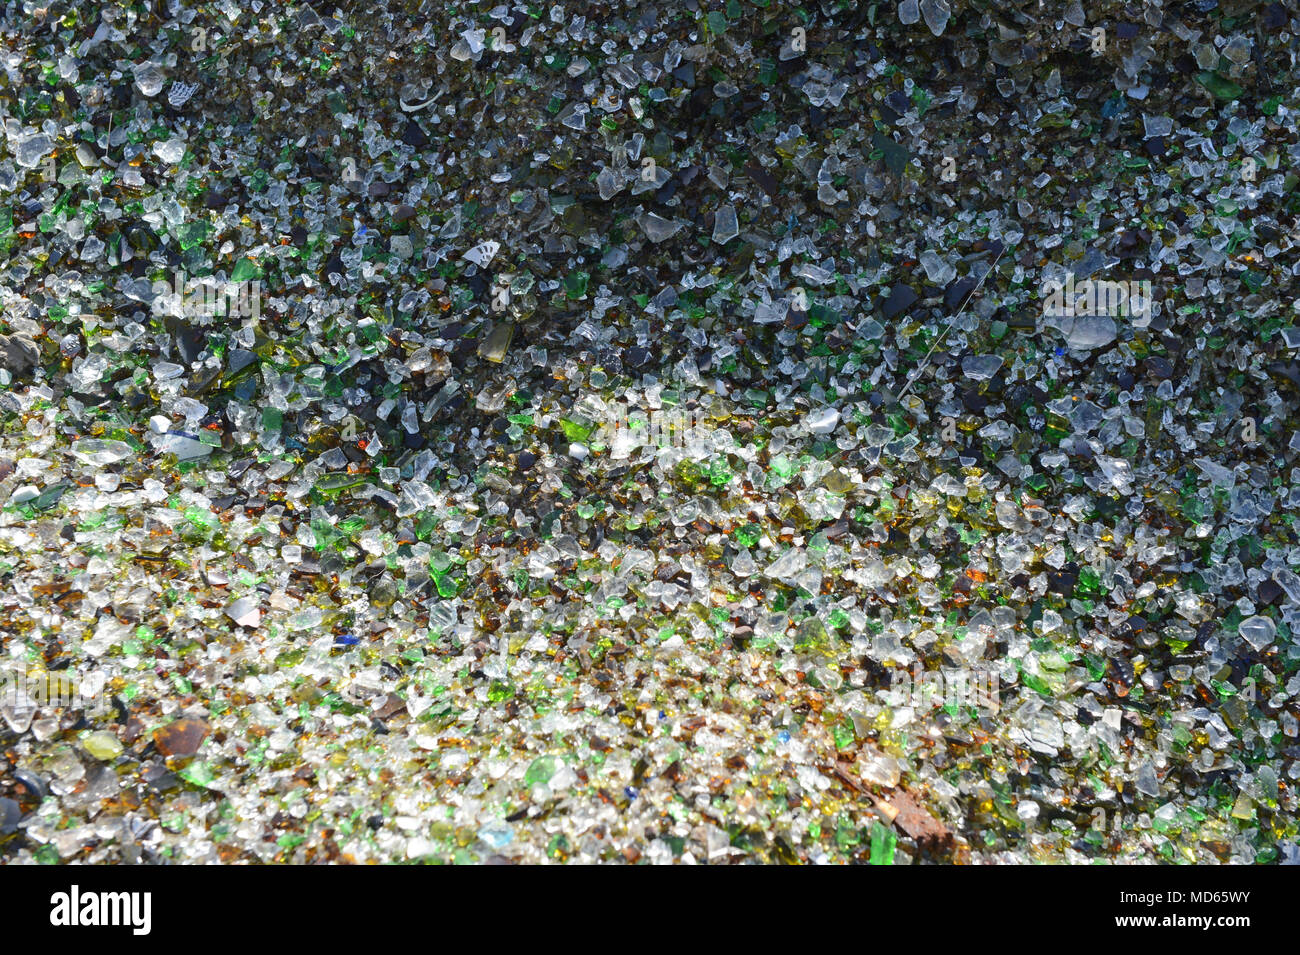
[1,0,1299,864]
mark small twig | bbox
[400,90,442,112]
[823,762,897,822]
[100,110,118,169]
[894,243,1006,405]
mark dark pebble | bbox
[401,119,429,147]
[961,389,988,413]
[0,796,20,834]
[744,163,778,197]
[881,284,918,319]
[175,325,205,365]
[944,277,976,309]
[1258,578,1283,605]
[1144,356,1174,379]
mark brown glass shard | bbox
[153,717,210,757]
